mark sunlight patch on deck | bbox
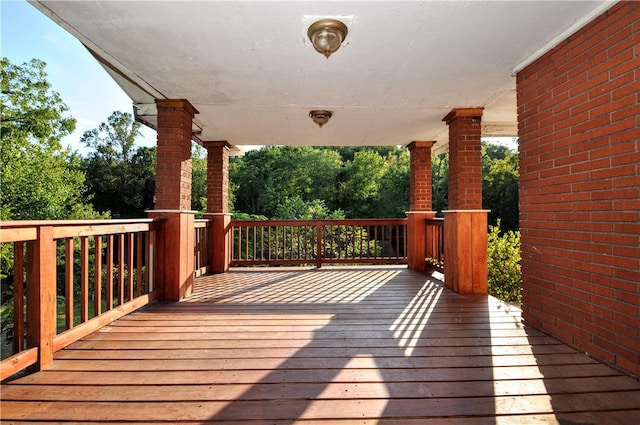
[389,279,443,356]
[488,298,554,417]
[189,268,403,304]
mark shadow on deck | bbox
[2,266,639,424]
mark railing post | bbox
[148,210,196,301]
[25,226,56,371]
[406,211,437,271]
[206,213,232,273]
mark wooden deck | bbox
[2,266,639,424]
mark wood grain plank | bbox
[59,342,575,357]
[3,394,640,422]
[46,352,598,372]
[4,377,639,402]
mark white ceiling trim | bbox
[29,0,165,100]
[511,0,618,75]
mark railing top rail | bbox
[0,218,163,243]
[231,218,408,226]
[0,218,158,228]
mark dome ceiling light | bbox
[307,19,348,58]
[309,110,333,127]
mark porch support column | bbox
[442,108,488,294]
[148,99,198,301]
[203,140,232,273]
[406,141,437,271]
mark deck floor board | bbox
[2,266,639,424]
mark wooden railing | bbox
[425,217,444,272]
[0,219,163,380]
[230,219,407,267]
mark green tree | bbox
[231,146,342,218]
[1,58,100,220]
[274,196,344,220]
[482,142,519,230]
[191,143,207,214]
[376,149,410,218]
[81,111,155,217]
[336,150,388,218]
[431,153,449,216]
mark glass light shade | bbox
[308,19,348,58]
[309,110,333,127]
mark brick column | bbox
[148,99,198,301]
[444,108,484,210]
[406,141,437,271]
[442,108,488,294]
[203,141,232,273]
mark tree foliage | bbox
[0,58,101,220]
[274,197,344,220]
[431,153,449,216]
[230,146,343,218]
[81,111,155,217]
[191,143,207,214]
[487,220,521,303]
[0,58,75,148]
[482,143,519,231]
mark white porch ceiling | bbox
[30,1,613,155]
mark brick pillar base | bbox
[148,210,196,301]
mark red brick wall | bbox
[155,99,197,211]
[517,2,639,378]
[408,141,435,211]
[444,108,484,210]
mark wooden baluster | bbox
[118,234,125,305]
[252,225,257,261]
[80,236,89,322]
[244,227,249,262]
[94,235,102,316]
[106,235,114,310]
[64,238,74,329]
[260,225,265,261]
[147,230,155,293]
[316,222,323,268]
[13,242,24,353]
[127,233,134,302]
[136,233,143,297]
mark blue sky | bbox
[1,0,156,154]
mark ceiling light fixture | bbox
[307,19,348,58]
[309,110,333,127]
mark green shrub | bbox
[487,220,521,303]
